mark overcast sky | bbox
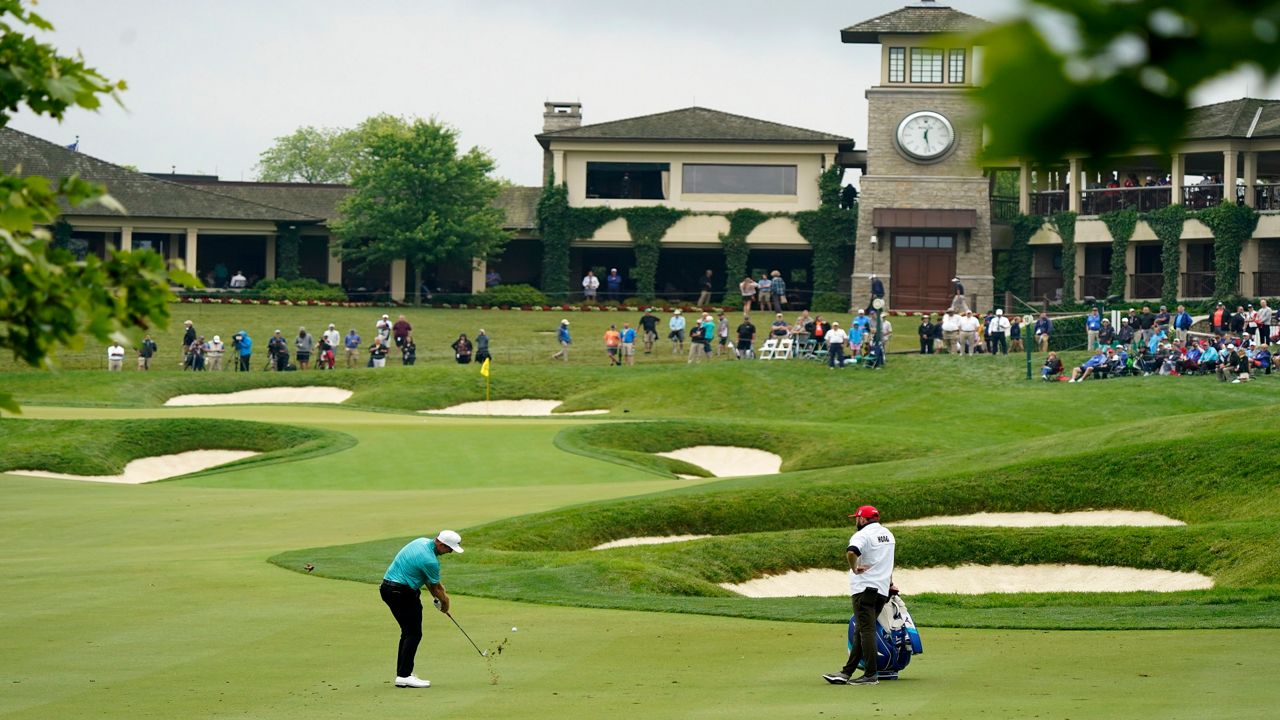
[10,0,1277,186]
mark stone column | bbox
[1018,160,1032,214]
[1170,153,1185,206]
[390,259,407,302]
[1124,239,1137,301]
[1068,157,1083,213]
[184,228,199,276]
[553,150,566,185]
[1074,242,1086,299]
[1243,151,1259,208]
[1178,238,1190,299]
[327,236,342,285]
[265,235,277,279]
[168,233,180,263]
[104,230,116,256]
[1241,237,1260,297]
[1224,148,1239,204]
[470,259,486,294]
[120,226,133,252]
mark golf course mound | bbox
[422,399,608,416]
[165,386,353,406]
[0,417,346,480]
[8,450,260,484]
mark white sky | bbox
[10,0,1278,186]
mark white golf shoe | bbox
[395,675,431,688]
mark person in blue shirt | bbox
[344,329,362,368]
[1173,305,1194,344]
[853,309,872,333]
[1085,309,1102,350]
[620,322,637,366]
[1068,348,1108,382]
[551,319,571,362]
[1033,313,1053,352]
[668,310,687,354]
[380,530,464,689]
[232,330,252,372]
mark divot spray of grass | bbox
[485,637,510,685]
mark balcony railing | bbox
[991,195,1019,223]
[1256,186,1280,211]
[1183,271,1215,297]
[1129,273,1162,299]
[1183,184,1224,209]
[1031,275,1063,301]
[1080,186,1172,215]
[1256,271,1280,296]
[1081,275,1111,299]
[1031,191,1068,215]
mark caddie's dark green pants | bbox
[841,588,888,677]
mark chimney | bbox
[543,101,582,133]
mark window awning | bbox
[872,208,978,230]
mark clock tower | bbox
[843,1,992,311]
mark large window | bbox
[948,49,966,84]
[682,164,797,195]
[888,47,905,83]
[910,48,944,83]
[894,234,954,249]
[585,162,670,200]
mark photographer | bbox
[233,330,252,372]
[267,330,289,372]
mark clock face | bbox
[896,111,955,161]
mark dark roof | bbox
[1185,98,1280,140]
[0,128,318,222]
[492,186,541,230]
[842,2,990,44]
[537,107,851,147]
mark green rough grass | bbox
[0,417,348,477]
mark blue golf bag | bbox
[846,595,922,680]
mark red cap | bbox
[848,505,880,521]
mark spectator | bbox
[1116,318,1135,346]
[317,334,336,369]
[1256,299,1273,345]
[267,330,287,371]
[324,324,341,358]
[620,323,636,366]
[1009,315,1023,353]
[1252,345,1272,375]
[878,314,893,346]
[475,329,491,365]
[1199,341,1221,373]
[1097,318,1115,347]
[582,271,599,302]
[738,276,757,315]
[848,320,865,358]
[605,324,623,366]
[1136,306,1156,348]
[1209,302,1230,335]
[988,309,1010,355]
[826,322,848,368]
[1155,305,1171,331]
[697,270,714,307]
[214,263,229,289]
[393,315,412,350]
[369,336,389,368]
[295,327,314,370]
[107,341,125,372]
[137,334,157,370]
[1041,351,1064,380]
[736,315,756,359]
[189,336,206,371]
[958,311,980,355]
[756,273,772,312]
[1034,312,1053,352]
[918,315,935,354]
[1231,305,1248,336]
[868,274,885,314]
[1069,348,1108,382]
[181,319,197,368]
[401,334,416,366]
[852,308,872,335]
[1221,344,1250,383]
[940,309,960,354]
[206,335,225,371]
[950,277,969,313]
[716,313,730,357]
[233,331,252,372]
[452,334,473,365]
[1173,305,1193,344]
[344,329,362,368]
[551,319,571,362]
[1085,308,1102,350]
[791,310,815,340]
[229,270,247,289]
[376,314,392,345]
[769,271,787,311]
[485,269,501,288]
[686,314,711,363]
[639,309,659,354]
[668,309,686,354]
[605,268,623,302]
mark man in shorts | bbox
[620,322,637,366]
[604,324,622,366]
[639,309,660,353]
[735,315,756,359]
[824,505,896,686]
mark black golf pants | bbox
[380,580,423,677]
[841,588,888,678]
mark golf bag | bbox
[847,595,922,680]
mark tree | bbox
[974,1,1280,162]
[0,0,188,413]
[331,118,510,305]
[255,115,411,184]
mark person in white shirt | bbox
[957,311,980,355]
[323,324,342,357]
[106,343,125,371]
[877,315,893,347]
[824,505,896,686]
[376,314,392,344]
[582,271,600,302]
[668,309,686,354]
[826,322,848,368]
[939,309,961,354]
[229,270,247,289]
[1255,299,1273,345]
[206,335,225,371]
[987,309,1011,355]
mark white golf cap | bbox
[212,335,221,342]
[995,309,1003,315]
[437,530,464,554]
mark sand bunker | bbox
[165,387,353,406]
[896,511,1184,527]
[720,564,1212,597]
[423,400,608,416]
[655,446,782,478]
[591,535,713,550]
[6,450,259,484]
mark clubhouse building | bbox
[5,0,1280,309]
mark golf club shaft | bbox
[447,612,485,656]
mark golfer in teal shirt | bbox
[379,530,464,688]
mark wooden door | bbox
[890,234,955,310]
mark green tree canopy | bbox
[331,117,510,305]
[0,0,188,413]
[254,114,412,183]
[974,0,1280,162]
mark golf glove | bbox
[433,598,443,611]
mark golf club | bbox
[445,610,487,657]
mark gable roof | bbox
[1184,98,1280,140]
[0,128,319,223]
[537,107,851,148]
[842,2,990,44]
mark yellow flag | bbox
[480,358,490,377]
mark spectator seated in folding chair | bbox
[1251,346,1272,375]
[862,341,885,369]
